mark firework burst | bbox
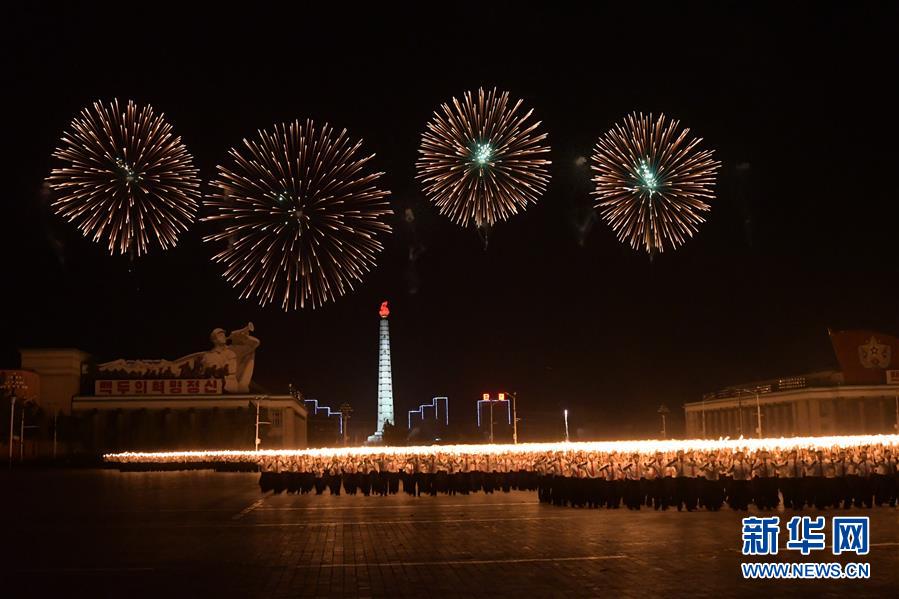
[204,119,392,310]
[591,112,721,254]
[47,99,200,256]
[416,87,551,228]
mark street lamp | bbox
[478,393,512,443]
[482,393,495,442]
[252,396,271,451]
[657,404,670,439]
[563,409,570,442]
[339,403,353,446]
[2,373,27,469]
[700,395,708,438]
[52,410,59,460]
[735,388,762,438]
[499,392,520,445]
[893,394,898,433]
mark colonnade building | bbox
[684,330,899,438]
[6,324,308,458]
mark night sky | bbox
[5,3,898,440]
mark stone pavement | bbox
[1,470,896,598]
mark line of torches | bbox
[104,434,899,465]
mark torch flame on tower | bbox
[379,301,389,318]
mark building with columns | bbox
[8,325,308,457]
[71,392,306,453]
[685,330,899,438]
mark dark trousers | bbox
[832,476,850,508]
[675,477,698,511]
[780,478,800,509]
[662,477,676,510]
[259,472,274,493]
[343,473,357,495]
[805,476,826,509]
[537,475,550,503]
[855,477,873,508]
[624,479,641,509]
[751,477,778,509]
[459,472,471,494]
[606,480,622,508]
[872,473,893,506]
[822,477,840,508]
[701,479,724,510]
[471,471,484,493]
[728,479,750,510]
[401,473,414,495]
[327,475,341,495]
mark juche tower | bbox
[369,301,395,442]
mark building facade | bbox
[7,325,308,458]
[685,375,899,438]
[685,330,899,438]
[71,393,306,453]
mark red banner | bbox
[829,329,898,385]
[95,379,222,396]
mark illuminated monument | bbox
[368,301,395,443]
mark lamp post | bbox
[701,396,708,438]
[489,400,495,443]
[7,395,15,469]
[735,388,762,438]
[53,410,58,460]
[498,392,519,444]
[479,394,497,443]
[3,373,26,469]
[339,403,353,446]
[253,396,271,451]
[657,404,670,439]
[510,392,519,445]
[563,409,570,442]
[481,393,514,443]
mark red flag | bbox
[828,329,898,385]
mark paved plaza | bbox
[2,470,897,598]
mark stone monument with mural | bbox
[66,323,308,453]
[96,323,259,395]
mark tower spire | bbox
[369,301,395,443]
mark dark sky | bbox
[4,2,898,440]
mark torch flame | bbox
[104,434,899,466]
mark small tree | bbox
[381,420,408,446]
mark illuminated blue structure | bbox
[303,398,343,434]
[408,396,449,429]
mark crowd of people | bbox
[254,443,899,511]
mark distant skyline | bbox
[5,3,897,438]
